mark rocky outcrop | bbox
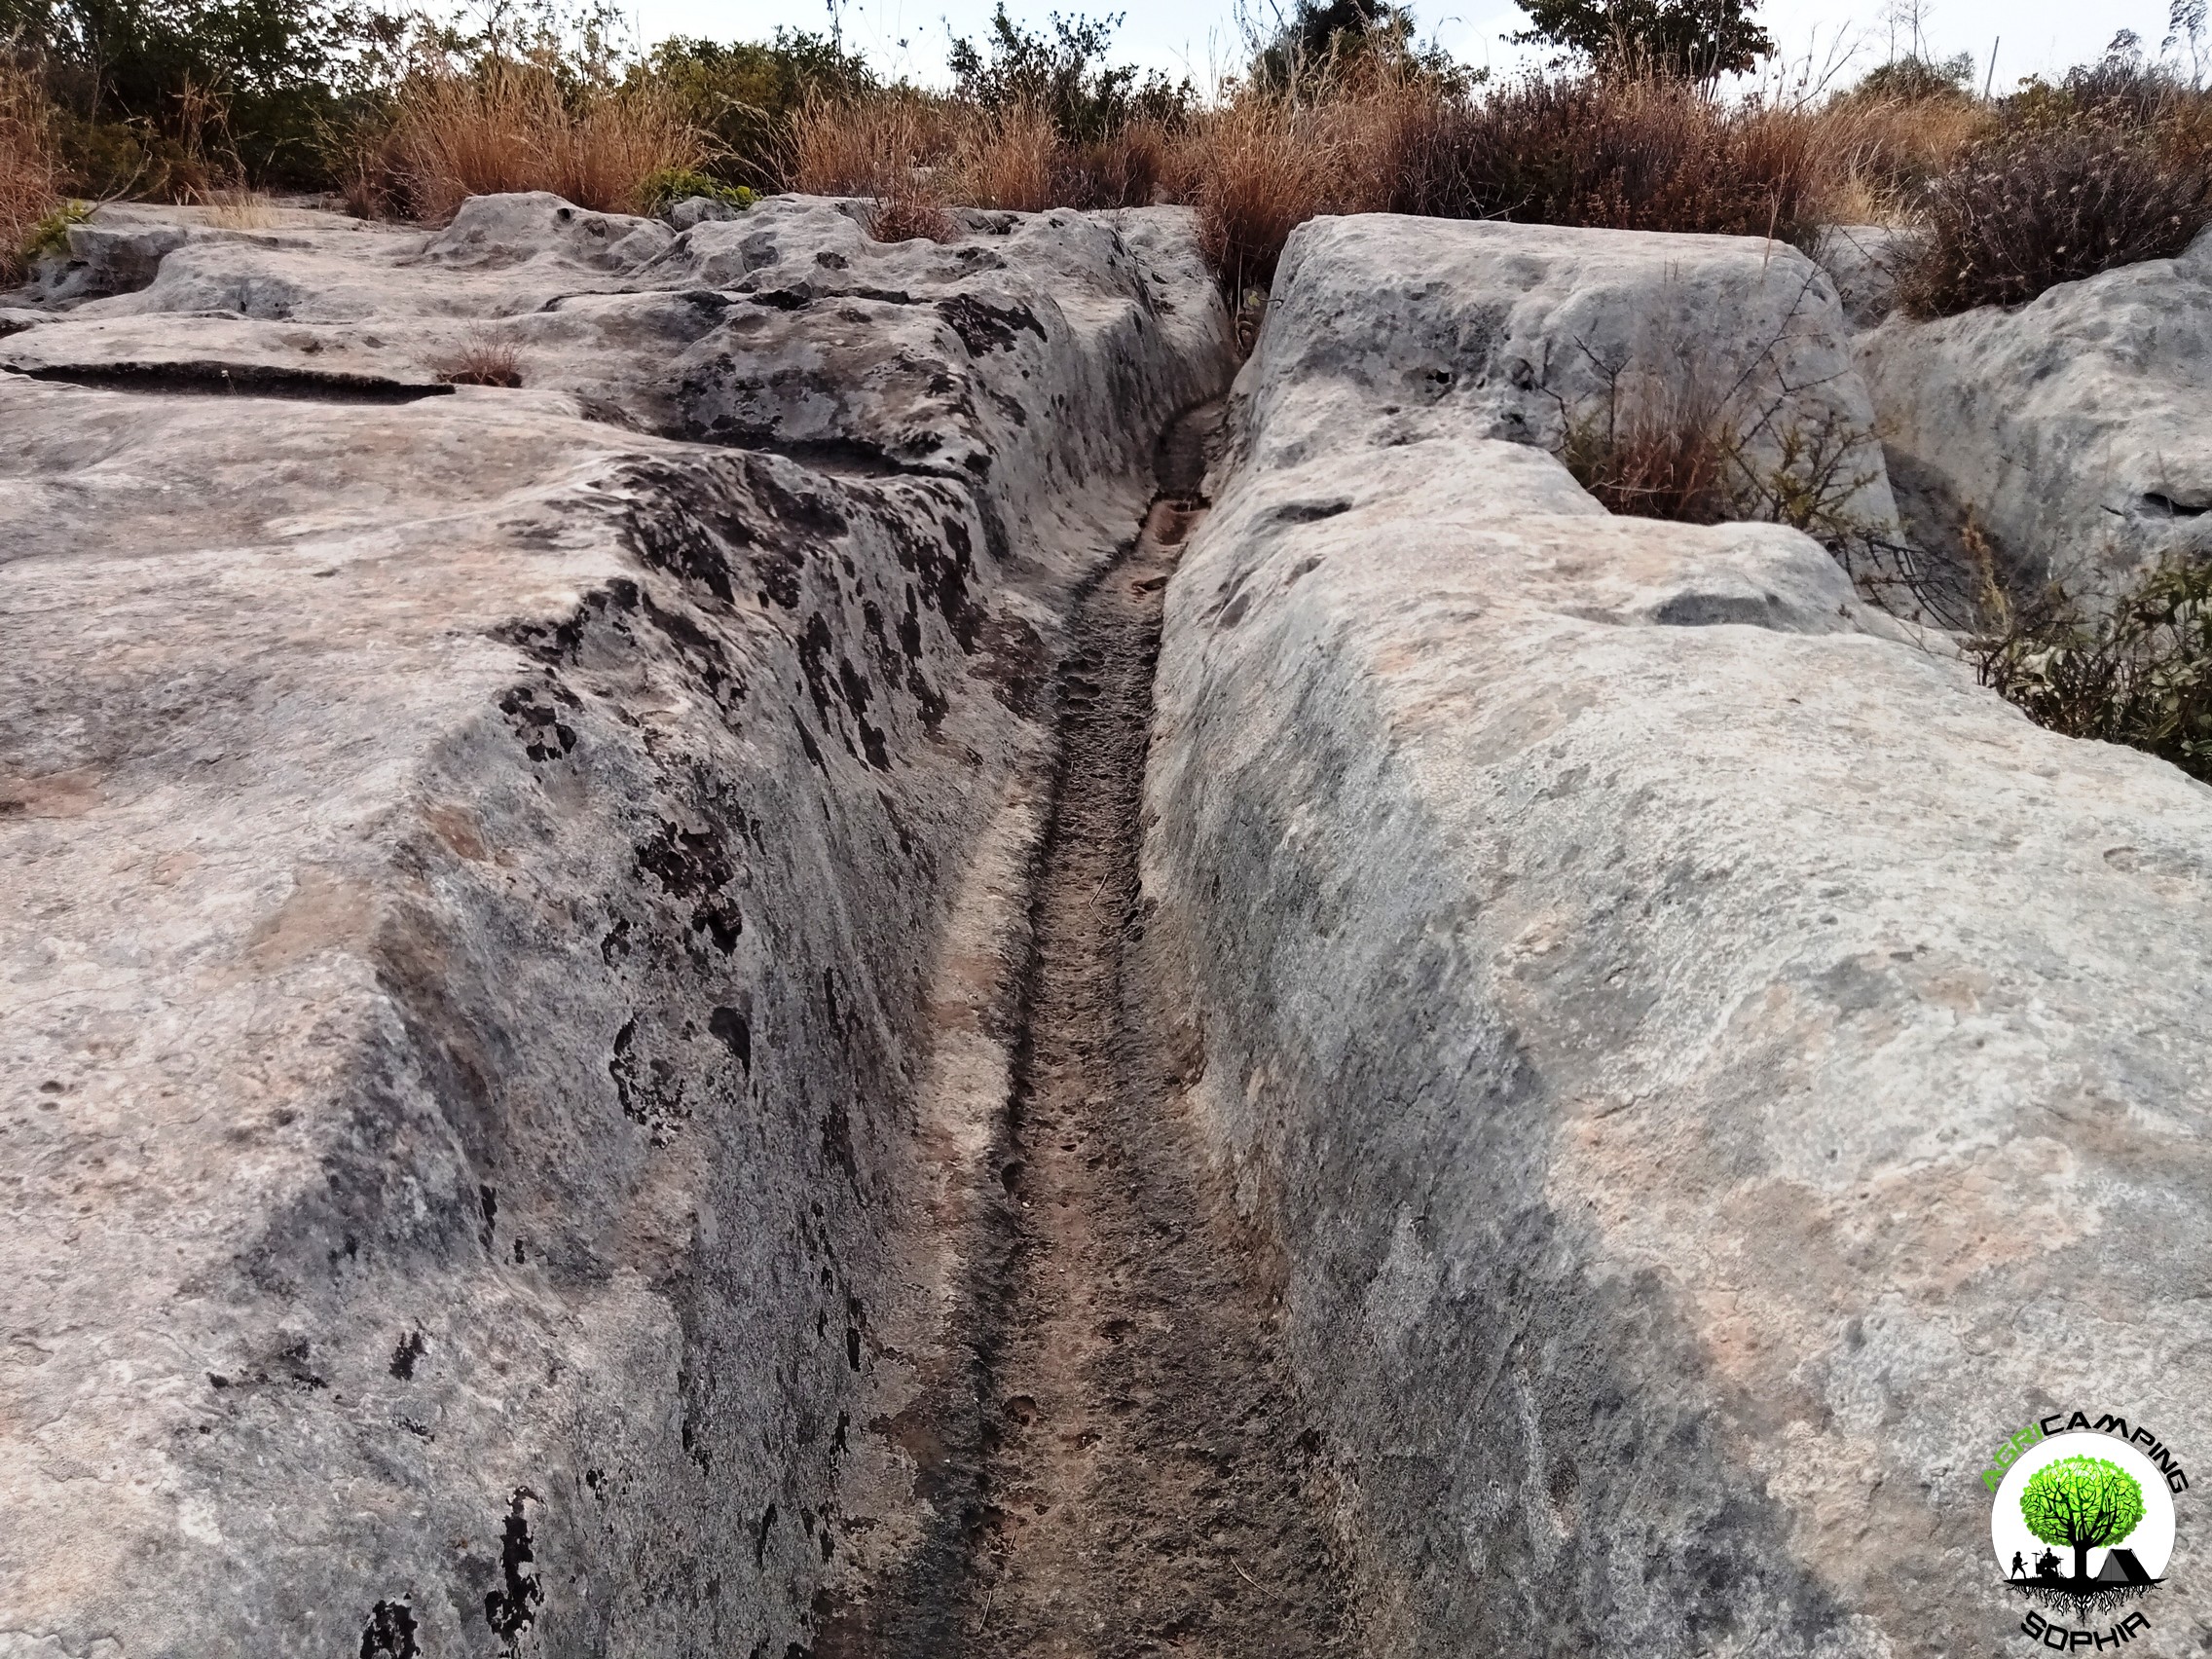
[0,193,1233,1658]
[1855,226,2212,595]
[1235,214,1899,542]
[1143,213,2212,1656]
[1812,223,1919,329]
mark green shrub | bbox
[1972,557,2212,782]
[639,165,751,213]
[635,29,870,187]
[20,196,90,259]
[946,4,1191,142]
[1510,0,1774,80]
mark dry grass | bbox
[1382,75,1825,243]
[203,187,277,228]
[1187,92,1391,302]
[429,329,526,386]
[1802,92,1995,223]
[789,92,1165,240]
[1561,370,1735,521]
[1898,128,2212,314]
[788,91,964,196]
[957,102,1058,209]
[368,59,706,221]
[2,57,63,283]
[866,192,960,242]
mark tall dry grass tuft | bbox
[2,55,64,282]
[788,91,963,196]
[1383,75,1825,244]
[1187,92,1386,302]
[1561,380,1735,522]
[1802,92,1995,223]
[957,102,1057,210]
[787,91,964,240]
[372,59,705,221]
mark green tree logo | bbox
[2020,1456,2147,1584]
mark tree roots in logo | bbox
[2004,1581,2157,1621]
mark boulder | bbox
[1142,213,2212,1656]
[1856,226,2212,597]
[1235,214,1899,543]
[665,196,749,231]
[1811,222,1922,329]
[0,193,1234,1658]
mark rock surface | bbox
[1237,213,1900,542]
[1856,226,2212,596]
[1143,213,2212,1656]
[0,193,1233,1658]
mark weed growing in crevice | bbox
[1549,270,1886,556]
[1969,553,2212,781]
[430,329,526,387]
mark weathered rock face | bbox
[0,194,1233,1658]
[1812,223,1920,331]
[1855,227,2212,595]
[1144,214,2212,1656]
[1237,214,1899,541]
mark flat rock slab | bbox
[0,194,1232,1659]
[1145,214,2212,1657]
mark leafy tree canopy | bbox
[1855,51,1973,101]
[639,29,873,176]
[2020,1456,2146,1575]
[946,5,1192,141]
[1511,0,1774,79]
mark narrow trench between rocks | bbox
[876,402,1359,1658]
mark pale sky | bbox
[654,0,2177,91]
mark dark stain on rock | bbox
[359,1599,419,1659]
[711,1003,753,1073]
[609,1017,645,1123]
[626,498,737,604]
[477,1184,498,1252]
[937,295,1047,355]
[498,682,580,761]
[496,578,641,666]
[484,1489,542,1652]
[974,611,1050,718]
[756,1502,778,1567]
[822,1098,859,1189]
[887,516,984,652]
[600,916,631,964]
[635,821,746,952]
[641,590,746,704]
[793,711,827,772]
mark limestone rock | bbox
[1235,213,1899,542]
[1812,222,1922,328]
[0,194,1234,1658]
[1856,226,2212,595]
[1143,213,2212,1657]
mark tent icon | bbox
[2095,1550,2158,1586]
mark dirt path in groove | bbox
[923,403,1357,1659]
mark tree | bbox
[2019,1456,2147,1584]
[946,5,1191,142]
[1511,0,1774,79]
